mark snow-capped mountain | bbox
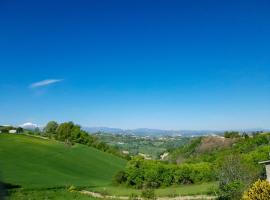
[20,122,39,130]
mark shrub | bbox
[141,188,156,200]
[217,155,257,200]
[218,180,244,200]
[114,170,127,184]
[242,179,270,200]
[129,193,139,200]
[224,131,240,138]
[121,156,214,188]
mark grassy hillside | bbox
[0,134,126,189]
[168,133,270,168]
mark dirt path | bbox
[80,190,216,200]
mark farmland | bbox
[0,134,126,199]
[1,131,269,199]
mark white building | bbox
[259,160,270,183]
[9,130,17,134]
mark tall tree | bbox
[44,121,58,138]
[56,121,78,146]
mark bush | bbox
[224,131,240,138]
[120,156,214,188]
[218,180,244,200]
[129,193,139,200]
[141,188,156,200]
[242,179,270,200]
[114,170,127,184]
[217,155,257,200]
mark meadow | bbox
[0,134,126,199]
[90,182,217,197]
[0,134,216,199]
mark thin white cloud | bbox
[30,79,63,88]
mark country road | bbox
[80,190,217,200]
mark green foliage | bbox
[114,170,127,184]
[0,126,13,133]
[242,179,270,200]
[0,125,23,133]
[224,131,240,138]
[120,156,213,188]
[168,137,202,163]
[43,121,58,138]
[17,127,24,133]
[42,121,129,159]
[217,155,258,200]
[169,132,270,169]
[56,121,77,145]
[139,133,270,195]
[129,193,139,200]
[94,133,190,160]
[218,180,244,200]
[141,188,156,200]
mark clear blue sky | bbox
[0,0,270,130]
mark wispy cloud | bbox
[30,79,63,88]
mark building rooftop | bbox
[258,160,270,165]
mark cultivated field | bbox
[0,134,126,199]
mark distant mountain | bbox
[83,126,269,137]
[16,123,269,137]
[83,127,124,134]
[20,122,39,130]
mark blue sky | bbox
[0,0,270,130]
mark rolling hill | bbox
[0,134,126,189]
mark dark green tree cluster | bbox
[0,126,24,133]
[224,131,240,138]
[43,121,129,159]
[114,156,213,189]
[43,121,58,138]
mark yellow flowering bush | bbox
[242,179,270,200]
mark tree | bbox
[224,131,240,138]
[43,121,58,138]
[242,132,249,139]
[56,121,77,145]
[34,127,41,135]
[16,127,24,133]
[114,170,127,184]
[217,155,257,200]
[0,126,12,133]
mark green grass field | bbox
[8,189,100,200]
[0,134,126,189]
[0,134,216,199]
[89,182,217,197]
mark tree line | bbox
[42,121,130,159]
[114,156,214,189]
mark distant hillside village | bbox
[0,125,40,134]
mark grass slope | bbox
[90,182,217,196]
[0,134,126,189]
